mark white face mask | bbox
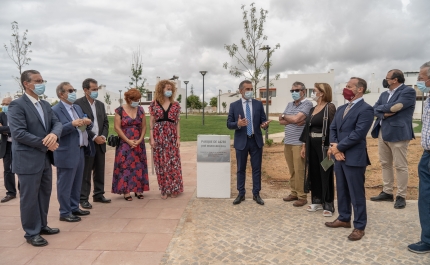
[311,92,320,101]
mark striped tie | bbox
[342,102,354,119]
[246,101,252,136]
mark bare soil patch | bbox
[231,137,422,199]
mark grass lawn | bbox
[413,120,422,133]
[107,114,286,142]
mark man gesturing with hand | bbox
[227,80,271,206]
[8,70,63,247]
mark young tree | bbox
[223,3,280,97]
[187,95,201,113]
[4,21,32,95]
[128,47,147,100]
[190,84,194,95]
[209,97,217,107]
[177,94,182,103]
[104,92,112,114]
[222,102,227,113]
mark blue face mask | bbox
[2,106,8,113]
[417,81,430,93]
[244,91,253,100]
[164,91,172,98]
[90,91,98,99]
[131,101,139,108]
[67,92,77,103]
[33,84,46,96]
[291,91,301,101]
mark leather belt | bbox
[310,133,323,138]
[247,134,254,138]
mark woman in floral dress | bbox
[149,80,183,199]
[112,88,149,200]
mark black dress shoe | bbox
[93,196,111,203]
[253,195,264,205]
[80,201,92,209]
[59,214,81,222]
[72,209,91,216]
[394,196,406,209]
[40,226,60,235]
[233,195,245,205]
[26,235,48,247]
[1,194,16,203]
[370,191,394,202]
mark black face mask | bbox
[382,79,390,88]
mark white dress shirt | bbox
[61,101,87,146]
[86,98,99,141]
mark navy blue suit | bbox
[0,112,18,197]
[8,94,62,239]
[330,99,374,230]
[227,98,267,196]
[371,84,416,141]
[52,101,95,217]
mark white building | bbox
[217,70,336,114]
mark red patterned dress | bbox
[112,106,149,194]
[149,101,183,195]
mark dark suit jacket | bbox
[8,94,63,174]
[52,101,95,168]
[371,84,416,142]
[74,96,109,153]
[227,98,267,150]
[329,99,374,167]
[0,112,11,158]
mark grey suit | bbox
[74,96,109,201]
[0,112,17,197]
[8,94,62,239]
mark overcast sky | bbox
[1,0,429,100]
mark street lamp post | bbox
[184,81,189,119]
[218,89,222,114]
[200,71,207,125]
[259,45,271,141]
[119,89,122,106]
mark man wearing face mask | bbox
[408,61,430,254]
[325,77,374,241]
[52,82,94,222]
[74,78,110,209]
[279,81,313,207]
[227,80,271,205]
[8,70,63,247]
[0,97,19,203]
[370,69,416,209]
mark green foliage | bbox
[50,100,59,106]
[223,3,280,96]
[177,94,182,103]
[209,97,217,107]
[128,47,147,99]
[104,92,112,105]
[4,21,32,94]
[190,84,194,95]
[187,95,202,111]
[222,102,227,112]
[265,138,274,146]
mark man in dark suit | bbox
[0,97,18,203]
[52,82,95,222]
[227,80,271,206]
[8,70,63,247]
[325,77,374,241]
[74,78,110,209]
[370,69,416,209]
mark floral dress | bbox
[149,101,183,195]
[112,106,149,194]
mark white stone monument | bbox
[196,135,231,198]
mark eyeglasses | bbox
[67,89,77,93]
[290,89,302,93]
[31,80,47,84]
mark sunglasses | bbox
[290,89,302,93]
[67,89,77,93]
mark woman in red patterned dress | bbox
[149,80,183,199]
[112,89,149,201]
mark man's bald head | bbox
[1,97,12,105]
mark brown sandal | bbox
[161,194,167,200]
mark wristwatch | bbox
[281,114,285,119]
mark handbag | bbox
[320,103,333,170]
[107,135,120,147]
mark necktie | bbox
[71,107,88,146]
[342,102,354,119]
[246,100,252,136]
[35,102,46,128]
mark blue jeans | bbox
[418,151,430,245]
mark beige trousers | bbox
[284,144,306,199]
[378,130,410,198]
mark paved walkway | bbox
[0,139,428,265]
[0,143,197,265]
